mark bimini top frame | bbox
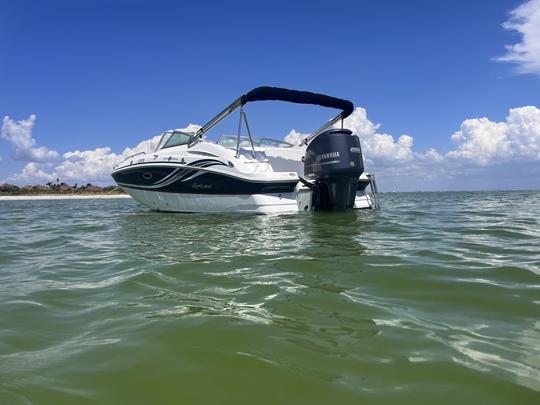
[191,86,354,146]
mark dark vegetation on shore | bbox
[0,182,125,196]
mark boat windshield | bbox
[217,135,292,148]
[155,131,193,151]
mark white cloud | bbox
[342,107,419,165]
[339,106,540,172]
[421,148,445,163]
[284,108,419,165]
[54,135,163,183]
[497,0,540,75]
[447,106,540,164]
[317,105,540,190]
[343,106,380,137]
[1,115,60,162]
[284,129,309,145]
[180,123,203,135]
[506,105,540,158]
[5,122,201,185]
[447,118,510,165]
[8,162,56,183]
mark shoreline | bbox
[0,194,132,201]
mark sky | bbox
[1,0,539,191]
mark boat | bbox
[111,86,379,213]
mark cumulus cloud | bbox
[448,118,510,165]
[497,0,540,75]
[338,106,540,172]
[53,136,163,183]
[318,105,540,190]
[447,106,540,164]
[285,108,419,166]
[180,123,203,135]
[284,129,309,145]
[5,122,201,185]
[421,148,445,163]
[342,107,426,165]
[8,162,56,182]
[1,115,60,162]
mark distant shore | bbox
[0,182,126,199]
[0,194,132,201]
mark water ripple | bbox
[1,192,540,402]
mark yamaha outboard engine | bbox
[304,129,364,211]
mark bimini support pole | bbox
[302,113,343,146]
[242,109,257,159]
[235,106,257,159]
[190,96,243,147]
[235,105,244,158]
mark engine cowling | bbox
[304,129,364,211]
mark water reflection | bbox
[301,211,372,260]
[72,197,540,394]
[112,206,374,263]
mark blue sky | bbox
[1,0,540,190]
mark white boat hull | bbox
[124,187,299,213]
[123,186,373,214]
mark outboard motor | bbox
[304,129,364,211]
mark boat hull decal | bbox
[112,161,298,195]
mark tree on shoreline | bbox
[0,182,123,195]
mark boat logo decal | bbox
[192,183,212,190]
[318,152,340,160]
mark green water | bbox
[1,191,539,404]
